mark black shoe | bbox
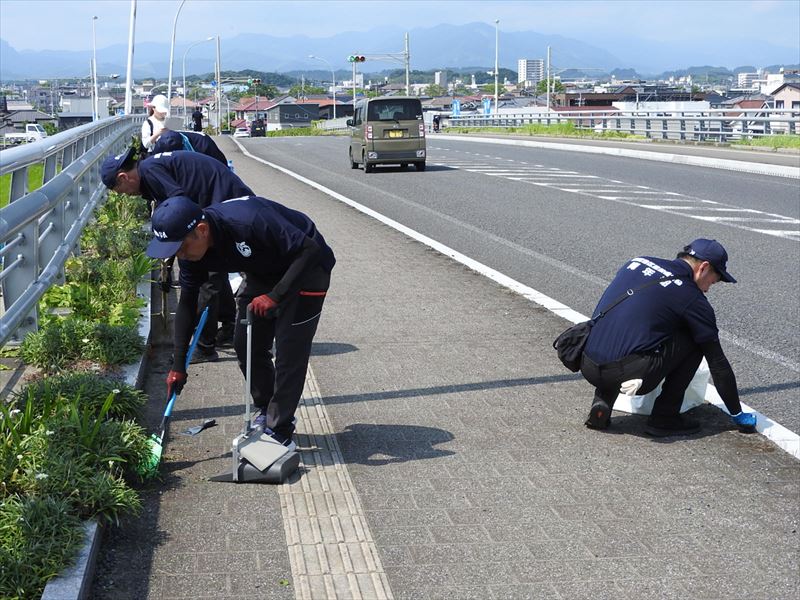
[644,414,701,437]
[216,322,235,347]
[190,346,219,364]
[585,400,611,430]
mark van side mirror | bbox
[346,118,354,127]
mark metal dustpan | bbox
[210,306,300,484]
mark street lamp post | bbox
[166,0,187,117]
[309,54,336,119]
[92,16,99,121]
[494,19,499,115]
[183,36,214,123]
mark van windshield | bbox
[367,99,422,121]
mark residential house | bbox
[769,82,800,133]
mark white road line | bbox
[233,140,800,460]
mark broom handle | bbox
[161,306,210,426]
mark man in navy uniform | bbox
[101,147,251,355]
[146,195,335,450]
[151,129,228,165]
[580,238,757,437]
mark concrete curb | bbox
[40,277,152,600]
[435,134,800,179]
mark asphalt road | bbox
[236,134,800,433]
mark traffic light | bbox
[252,78,261,85]
[347,55,366,63]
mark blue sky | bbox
[1,0,798,53]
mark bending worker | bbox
[151,129,228,165]
[580,238,757,437]
[145,195,335,451]
[101,147,251,354]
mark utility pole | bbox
[494,20,499,114]
[546,45,551,112]
[124,0,136,115]
[405,32,410,95]
[215,35,221,134]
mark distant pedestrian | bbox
[142,94,170,151]
[146,195,335,451]
[191,108,203,132]
[151,130,228,165]
[579,239,757,437]
[432,114,440,132]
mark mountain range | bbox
[1,22,796,81]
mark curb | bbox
[40,277,152,600]
[435,134,800,179]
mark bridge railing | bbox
[447,108,799,142]
[0,115,143,345]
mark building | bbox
[434,71,448,88]
[737,72,760,89]
[517,59,544,87]
[264,103,319,131]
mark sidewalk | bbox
[93,136,799,600]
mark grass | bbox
[447,121,645,140]
[266,126,346,137]
[732,134,800,149]
[0,163,44,208]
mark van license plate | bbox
[388,130,404,138]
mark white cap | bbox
[149,94,170,113]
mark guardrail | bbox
[0,115,143,345]
[448,108,800,142]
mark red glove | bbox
[249,294,278,318]
[166,370,187,398]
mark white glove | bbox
[620,379,643,396]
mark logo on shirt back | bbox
[236,241,252,257]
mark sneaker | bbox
[585,400,611,430]
[190,346,219,364]
[252,411,267,429]
[216,322,235,347]
[264,427,297,452]
[644,414,701,437]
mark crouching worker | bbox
[580,238,756,437]
[146,195,336,451]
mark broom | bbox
[139,306,210,478]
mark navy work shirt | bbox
[138,151,253,207]
[151,131,228,165]
[178,196,335,291]
[584,257,719,364]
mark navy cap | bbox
[100,146,135,189]
[152,130,185,154]
[146,196,205,259]
[684,238,736,283]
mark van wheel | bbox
[349,148,358,169]
[364,162,374,173]
[415,161,426,171]
[400,163,408,169]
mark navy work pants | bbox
[580,329,703,417]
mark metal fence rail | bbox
[448,108,800,142]
[0,115,142,345]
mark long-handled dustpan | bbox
[210,305,299,484]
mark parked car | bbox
[3,123,48,145]
[347,97,426,172]
[233,127,250,138]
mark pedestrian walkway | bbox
[92,136,799,600]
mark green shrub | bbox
[13,373,146,420]
[0,495,84,600]
[19,319,143,372]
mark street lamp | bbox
[494,19,499,115]
[92,16,99,121]
[309,54,336,119]
[166,0,187,117]
[183,36,214,122]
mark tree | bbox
[288,84,326,98]
[424,83,447,97]
[535,79,565,95]
[479,83,505,95]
